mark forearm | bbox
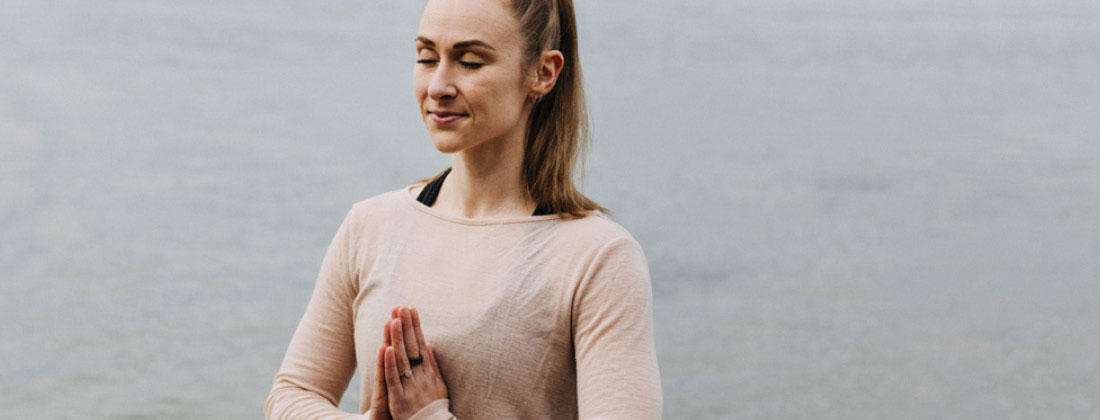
[265,381,367,420]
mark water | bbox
[2,1,1099,418]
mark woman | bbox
[265,0,661,418]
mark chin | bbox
[428,132,471,154]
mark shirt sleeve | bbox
[265,206,368,420]
[571,236,663,420]
[406,398,459,420]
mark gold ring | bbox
[401,369,412,378]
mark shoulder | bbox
[329,184,421,240]
[343,184,419,221]
[547,211,649,281]
[553,210,644,252]
[566,213,653,317]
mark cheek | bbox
[413,71,432,101]
[473,77,524,120]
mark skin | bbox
[369,306,447,420]
[372,1,565,418]
[412,0,564,219]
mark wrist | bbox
[406,398,450,420]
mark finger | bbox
[383,316,392,347]
[374,344,387,388]
[391,318,411,374]
[383,346,404,395]
[401,307,421,360]
[411,307,429,365]
[425,342,440,374]
[392,305,401,320]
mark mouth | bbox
[428,111,469,126]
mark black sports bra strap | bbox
[416,167,450,207]
[417,167,553,216]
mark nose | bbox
[427,61,458,102]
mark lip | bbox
[429,111,468,126]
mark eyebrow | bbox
[415,36,497,51]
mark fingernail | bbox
[402,307,410,317]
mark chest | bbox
[351,225,579,414]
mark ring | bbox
[401,369,412,378]
[409,355,423,367]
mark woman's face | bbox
[414,0,533,154]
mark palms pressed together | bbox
[369,306,450,420]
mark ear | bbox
[531,50,565,97]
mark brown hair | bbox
[416,0,609,219]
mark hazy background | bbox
[2,1,1099,418]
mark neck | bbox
[436,124,537,219]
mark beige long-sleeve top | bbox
[265,184,662,420]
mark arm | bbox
[265,206,367,420]
[572,236,663,420]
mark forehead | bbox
[418,0,518,48]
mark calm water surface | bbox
[2,1,1099,418]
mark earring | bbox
[532,94,542,103]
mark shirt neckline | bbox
[402,183,565,226]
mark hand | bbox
[383,306,448,420]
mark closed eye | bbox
[416,59,484,69]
